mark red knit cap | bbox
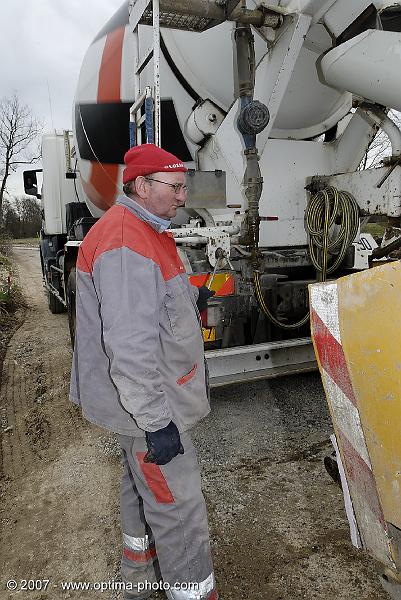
[123,143,187,184]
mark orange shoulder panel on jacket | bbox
[77,206,185,281]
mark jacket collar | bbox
[116,194,171,233]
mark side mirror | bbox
[23,169,42,199]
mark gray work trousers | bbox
[118,433,218,600]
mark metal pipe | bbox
[244,148,263,267]
[370,235,401,260]
[230,6,282,27]
[50,265,63,274]
[175,236,208,244]
[362,105,401,157]
[170,225,240,238]
[46,284,67,306]
[234,22,263,268]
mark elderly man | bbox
[70,144,217,600]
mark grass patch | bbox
[0,233,26,326]
[0,275,25,326]
[0,253,12,270]
[0,236,26,381]
[0,286,25,327]
[361,222,387,241]
[0,232,13,257]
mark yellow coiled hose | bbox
[253,186,360,329]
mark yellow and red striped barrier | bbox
[310,262,401,577]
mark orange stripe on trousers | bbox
[136,452,175,504]
[123,545,157,563]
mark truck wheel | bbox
[324,452,341,487]
[47,288,65,314]
[39,247,45,279]
[66,268,77,347]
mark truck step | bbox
[206,337,316,387]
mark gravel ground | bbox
[194,377,386,600]
[0,247,388,600]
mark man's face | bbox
[141,171,187,220]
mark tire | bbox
[39,247,45,280]
[66,268,77,347]
[324,453,341,487]
[47,288,65,314]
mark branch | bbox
[10,156,41,166]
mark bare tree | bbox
[359,110,401,170]
[0,93,42,221]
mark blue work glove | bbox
[196,286,216,312]
[144,421,184,465]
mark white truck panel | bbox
[200,136,336,247]
[321,166,401,217]
[259,139,335,247]
[42,132,77,235]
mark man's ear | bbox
[134,176,148,199]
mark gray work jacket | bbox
[69,195,210,436]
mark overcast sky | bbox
[2,0,123,196]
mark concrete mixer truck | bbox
[25,0,401,386]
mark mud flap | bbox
[380,571,401,600]
[309,262,401,595]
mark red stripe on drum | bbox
[311,308,357,407]
[89,162,119,209]
[123,545,157,563]
[97,26,125,102]
[136,452,175,504]
[207,590,219,600]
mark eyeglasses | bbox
[144,177,187,195]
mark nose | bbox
[176,187,187,202]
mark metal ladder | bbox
[129,0,162,147]
[128,0,231,148]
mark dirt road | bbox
[0,247,385,599]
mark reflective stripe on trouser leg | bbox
[118,433,218,600]
[120,445,160,597]
[165,572,218,600]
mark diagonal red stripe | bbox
[208,590,219,600]
[136,452,175,504]
[337,429,385,527]
[123,545,157,563]
[217,277,235,296]
[311,308,357,407]
[97,27,125,102]
[89,162,119,209]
